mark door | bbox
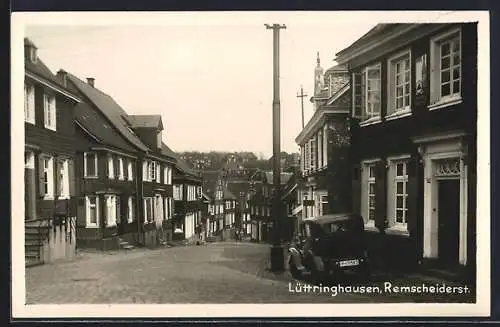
[437,179,460,267]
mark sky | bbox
[22,11,466,158]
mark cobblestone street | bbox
[25,242,475,304]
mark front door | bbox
[437,179,460,267]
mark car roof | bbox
[302,213,360,225]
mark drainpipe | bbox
[136,153,145,246]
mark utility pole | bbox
[265,23,286,273]
[297,85,308,129]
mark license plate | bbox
[338,259,359,267]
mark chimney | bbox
[86,78,95,87]
[56,69,68,87]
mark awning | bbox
[292,205,303,215]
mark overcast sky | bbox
[22,11,466,158]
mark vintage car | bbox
[288,213,371,281]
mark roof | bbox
[66,73,149,152]
[202,170,220,195]
[128,115,164,130]
[169,150,200,178]
[225,181,251,200]
[160,142,177,161]
[24,38,79,97]
[326,82,350,106]
[303,213,360,224]
[325,64,348,74]
[223,187,237,200]
[202,192,212,202]
[264,172,293,185]
[74,102,137,152]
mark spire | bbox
[316,51,320,67]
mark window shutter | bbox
[406,157,419,235]
[114,156,119,179]
[68,159,75,196]
[77,197,86,227]
[116,196,121,224]
[156,162,161,183]
[55,159,62,198]
[360,71,367,120]
[124,160,129,180]
[352,72,363,118]
[38,156,45,197]
[374,160,387,231]
[142,161,147,181]
[429,45,439,105]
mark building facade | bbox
[295,54,352,224]
[335,23,477,274]
[24,38,81,265]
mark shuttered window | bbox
[39,155,54,198]
[24,83,35,124]
[43,93,56,130]
[127,196,135,223]
[387,157,410,232]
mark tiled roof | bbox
[74,102,137,152]
[223,187,237,200]
[202,171,220,195]
[159,142,177,161]
[66,73,149,152]
[169,149,200,178]
[128,115,164,130]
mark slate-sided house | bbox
[171,153,203,241]
[335,23,477,275]
[247,170,292,242]
[24,38,81,265]
[295,55,352,223]
[128,116,177,246]
[63,72,176,249]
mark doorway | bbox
[437,179,460,267]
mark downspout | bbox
[136,152,146,246]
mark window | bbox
[143,160,158,182]
[42,156,54,198]
[127,160,133,181]
[144,197,154,224]
[387,159,409,230]
[43,93,56,130]
[86,196,99,227]
[361,162,377,226]
[309,138,316,170]
[430,28,462,108]
[164,197,172,220]
[319,194,328,216]
[24,83,35,124]
[58,159,70,199]
[127,196,135,223]
[387,50,411,117]
[84,152,98,178]
[108,155,114,179]
[25,151,34,169]
[197,186,203,199]
[352,64,382,123]
[118,157,124,180]
[105,195,117,227]
[305,142,310,171]
[317,131,323,169]
[322,125,328,167]
[225,201,231,209]
[173,185,183,200]
[164,166,172,185]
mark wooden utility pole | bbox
[297,86,308,129]
[265,23,286,273]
